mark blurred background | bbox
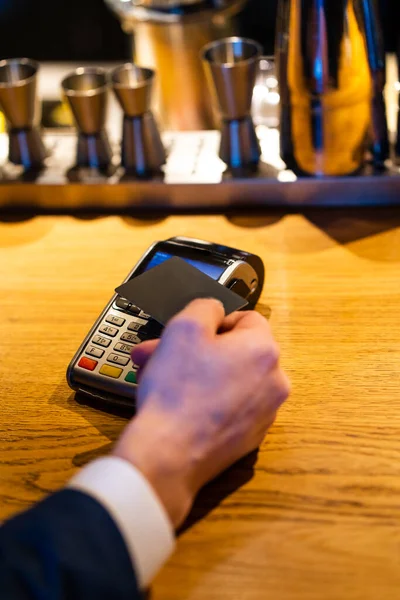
[1,0,397,62]
[0,0,399,136]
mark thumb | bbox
[131,339,160,369]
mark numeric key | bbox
[107,353,130,366]
[114,342,134,355]
[106,315,125,327]
[99,325,119,337]
[128,318,148,331]
[93,335,111,348]
[121,332,141,344]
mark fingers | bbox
[217,311,246,333]
[218,311,276,363]
[167,298,226,339]
[219,312,272,344]
[131,339,160,369]
[222,310,271,334]
[272,370,291,407]
[261,368,291,411]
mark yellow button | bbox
[99,364,123,379]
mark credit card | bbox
[115,257,248,326]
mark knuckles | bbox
[245,310,272,331]
[249,339,281,371]
[268,371,291,410]
[276,372,291,405]
[167,315,206,341]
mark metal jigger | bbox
[110,64,166,178]
[61,68,112,171]
[0,58,47,169]
[202,37,262,175]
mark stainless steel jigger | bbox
[110,64,166,177]
[202,37,262,174]
[0,58,47,169]
[61,67,112,171]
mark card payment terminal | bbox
[67,237,265,411]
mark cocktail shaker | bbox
[360,0,389,167]
[105,0,247,131]
[395,24,400,160]
[276,0,373,176]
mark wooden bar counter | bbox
[1,209,400,599]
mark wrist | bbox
[113,413,196,528]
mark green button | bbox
[125,371,137,384]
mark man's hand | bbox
[113,299,290,528]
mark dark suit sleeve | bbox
[0,489,141,600]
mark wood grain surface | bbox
[1,209,400,599]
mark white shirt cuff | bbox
[68,456,175,589]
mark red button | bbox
[78,357,98,371]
